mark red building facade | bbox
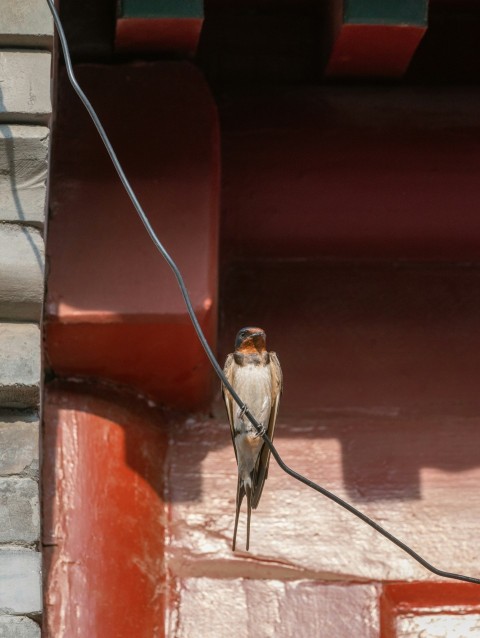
[44,1,480,636]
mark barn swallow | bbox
[222,327,282,551]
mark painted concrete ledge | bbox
[0,51,52,124]
[0,0,53,48]
[0,224,45,321]
[0,550,42,615]
[165,412,480,583]
[0,126,50,227]
[170,579,381,638]
[0,324,40,408]
[171,579,479,637]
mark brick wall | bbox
[0,1,52,635]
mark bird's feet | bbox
[254,425,266,439]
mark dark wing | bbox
[251,351,282,509]
[221,353,238,462]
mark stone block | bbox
[0,126,49,226]
[0,616,40,638]
[0,0,53,48]
[0,323,40,408]
[0,478,39,543]
[0,551,42,614]
[0,52,51,123]
[0,413,39,477]
[172,579,380,638]
[0,225,44,321]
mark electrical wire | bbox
[46,0,480,585]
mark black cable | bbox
[46,0,480,585]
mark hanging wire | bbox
[45,0,480,585]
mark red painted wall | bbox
[44,60,480,636]
[220,88,480,262]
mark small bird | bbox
[222,327,282,551]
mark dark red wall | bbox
[221,88,480,262]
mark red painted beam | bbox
[115,1,204,56]
[326,1,428,78]
[326,24,426,78]
[46,62,220,411]
[43,381,169,637]
[115,18,203,56]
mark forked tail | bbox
[232,479,252,551]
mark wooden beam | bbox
[116,0,203,55]
[326,0,428,78]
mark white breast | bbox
[233,363,272,430]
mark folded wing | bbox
[251,352,282,509]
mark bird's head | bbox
[235,327,267,353]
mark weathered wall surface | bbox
[0,1,52,635]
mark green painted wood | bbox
[120,0,203,19]
[345,0,428,26]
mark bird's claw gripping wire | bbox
[239,404,265,437]
[254,425,267,439]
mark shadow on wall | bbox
[219,260,480,503]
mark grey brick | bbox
[0,616,40,638]
[0,478,39,544]
[0,324,40,409]
[0,413,39,477]
[0,52,51,124]
[0,225,44,322]
[0,126,49,226]
[0,0,53,48]
[0,551,41,614]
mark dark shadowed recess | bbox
[58,0,480,85]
